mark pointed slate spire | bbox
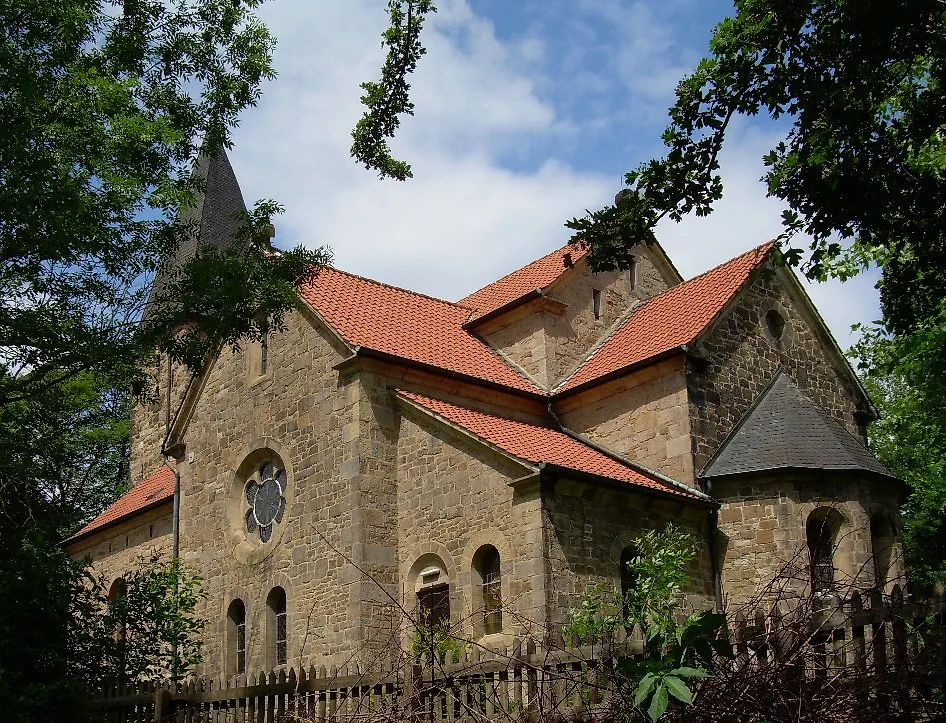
[702,370,895,480]
[144,150,248,318]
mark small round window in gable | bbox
[244,460,287,543]
[765,309,786,342]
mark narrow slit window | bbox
[266,587,287,667]
[628,256,637,290]
[227,599,246,675]
[592,289,602,319]
[260,330,269,375]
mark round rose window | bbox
[244,461,286,543]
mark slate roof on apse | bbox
[66,465,175,543]
[398,390,702,499]
[702,371,894,479]
[556,243,774,393]
[299,267,542,394]
[459,244,588,321]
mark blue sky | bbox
[228,0,881,348]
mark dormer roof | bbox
[458,244,588,323]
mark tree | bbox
[107,555,208,686]
[561,0,946,337]
[853,326,946,588]
[564,524,730,722]
[0,1,432,713]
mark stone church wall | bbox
[687,271,866,476]
[541,477,716,627]
[67,506,173,592]
[555,356,694,484]
[547,250,669,386]
[170,307,367,676]
[395,408,547,644]
[713,475,906,608]
[475,246,673,390]
[130,357,193,484]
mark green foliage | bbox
[564,524,731,721]
[108,555,208,685]
[852,318,946,589]
[351,0,437,180]
[0,532,108,722]
[407,618,465,663]
[564,0,946,337]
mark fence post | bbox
[154,686,173,723]
[404,662,422,722]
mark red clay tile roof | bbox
[398,390,701,499]
[299,268,542,394]
[66,465,175,543]
[459,244,588,321]
[556,243,774,394]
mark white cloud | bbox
[228,0,877,350]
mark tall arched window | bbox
[473,545,502,635]
[266,587,287,668]
[412,555,451,631]
[870,514,896,590]
[226,599,246,675]
[807,508,844,593]
[620,547,637,618]
[108,578,129,683]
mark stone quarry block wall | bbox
[130,356,194,484]
[395,409,546,644]
[165,307,365,676]
[476,247,673,390]
[68,506,173,591]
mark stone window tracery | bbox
[244,460,286,543]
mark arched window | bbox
[412,555,450,630]
[266,587,287,668]
[806,508,844,593]
[870,514,896,590]
[108,578,129,682]
[620,547,637,618]
[227,599,246,675]
[473,545,502,635]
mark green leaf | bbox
[668,666,711,679]
[663,675,693,704]
[647,684,669,721]
[634,672,657,706]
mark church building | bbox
[65,153,904,679]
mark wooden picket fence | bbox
[91,587,945,723]
[89,637,631,723]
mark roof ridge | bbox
[319,265,471,311]
[678,241,775,286]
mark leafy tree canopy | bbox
[853,323,946,588]
[563,0,946,337]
